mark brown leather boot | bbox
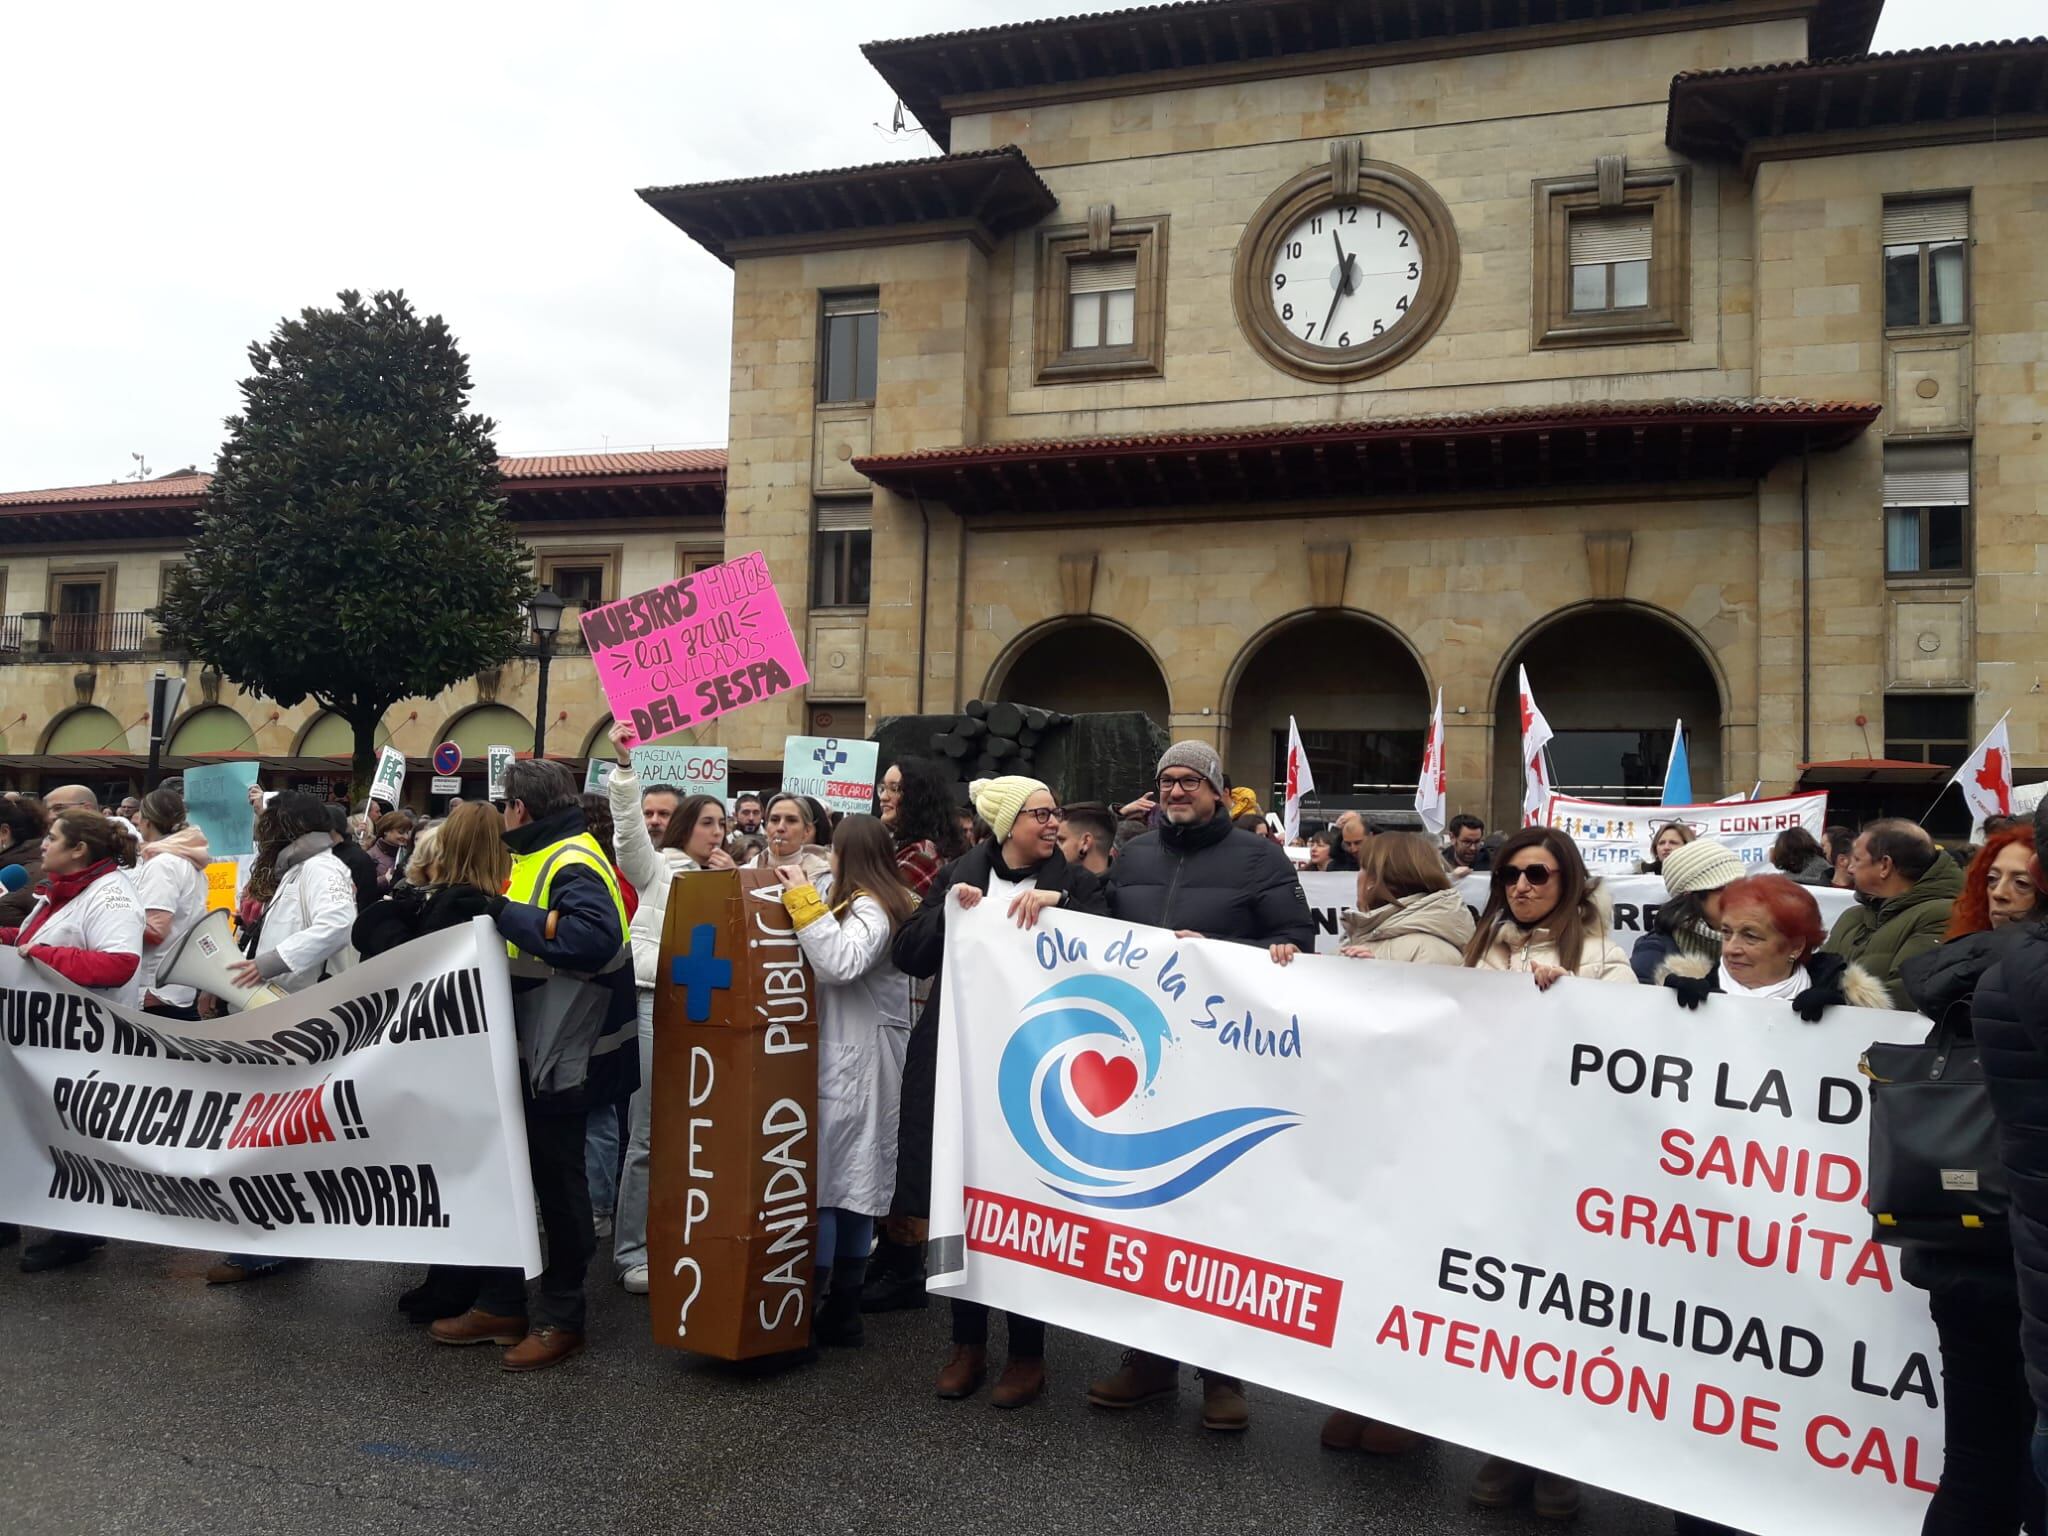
[429,1308,528,1346]
[1087,1349,1178,1408]
[934,1343,986,1399]
[1470,1456,1536,1508]
[1358,1419,1423,1455]
[989,1355,1046,1410]
[503,1326,584,1372]
[1320,1408,1366,1448]
[1199,1372,1249,1431]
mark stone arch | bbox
[294,712,391,758]
[1491,601,1727,822]
[438,704,534,761]
[166,705,255,757]
[1221,609,1432,811]
[985,616,1172,728]
[41,705,128,755]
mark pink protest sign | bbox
[578,550,809,748]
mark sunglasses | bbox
[1503,863,1555,889]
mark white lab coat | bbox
[792,891,912,1217]
[606,765,698,990]
[256,840,356,992]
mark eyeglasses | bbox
[1017,807,1064,826]
[1157,775,1207,795]
[1503,863,1555,889]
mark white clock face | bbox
[1267,202,1423,350]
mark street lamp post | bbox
[524,586,567,760]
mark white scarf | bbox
[1717,961,1809,1002]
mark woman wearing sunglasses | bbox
[1463,826,1635,992]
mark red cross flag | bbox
[1284,715,1316,844]
[1415,688,1447,836]
[1952,710,2014,837]
[1518,666,1554,828]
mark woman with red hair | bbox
[1896,824,2046,1535]
[1653,872,1888,1015]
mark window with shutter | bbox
[1568,211,1653,313]
[1033,215,1169,383]
[813,500,873,608]
[1881,196,1969,329]
[1067,254,1139,350]
[1883,442,1971,577]
[820,290,880,402]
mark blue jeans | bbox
[2034,1412,2048,1494]
[585,1098,623,1230]
[223,1252,290,1274]
[816,1208,874,1274]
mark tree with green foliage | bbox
[160,289,531,801]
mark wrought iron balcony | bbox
[0,611,165,659]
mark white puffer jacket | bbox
[607,766,698,990]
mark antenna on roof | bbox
[123,452,152,482]
[872,98,927,141]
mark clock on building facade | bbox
[1231,153,1460,383]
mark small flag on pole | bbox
[1952,711,2014,838]
[1283,716,1316,844]
[1415,688,1447,836]
[1660,720,1693,806]
[1518,667,1554,828]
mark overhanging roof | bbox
[852,397,1880,514]
[0,450,728,544]
[638,147,1056,267]
[1668,37,2048,167]
[864,0,1882,148]
[1797,758,1949,784]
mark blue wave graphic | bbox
[997,973,1299,1208]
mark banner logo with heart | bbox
[995,972,1299,1210]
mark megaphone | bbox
[155,909,289,1013]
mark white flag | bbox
[1953,711,2014,837]
[1518,666,1554,828]
[1415,688,1447,836]
[1284,716,1316,844]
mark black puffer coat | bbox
[1973,921,2048,1412]
[889,841,1108,1220]
[1897,925,2034,1304]
[1108,810,1315,949]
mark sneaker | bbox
[429,1308,529,1347]
[20,1233,104,1273]
[593,1214,614,1241]
[1087,1349,1179,1409]
[503,1326,584,1372]
[620,1264,650,1295]
[1199,1371,1250,1432]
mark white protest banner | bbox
[1296,871,1856,960]
[486,745,516,801]
[931,903,1938,1536]
[1547,793,1829,874]
[0,919,540,1272]
[369,745,408,807]
[781,734,881,814]
[631,744,729,800]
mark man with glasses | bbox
[1088,741,1313,1433]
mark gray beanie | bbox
[1157,741,1225,797]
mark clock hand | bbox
[1320,232,1352,340]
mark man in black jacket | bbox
[1976,798,2048,1494]
[1090,741,1313,1433]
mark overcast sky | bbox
[1,0,2033,493]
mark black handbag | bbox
[1861,1016,2008,1249]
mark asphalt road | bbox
[2,1240,1682,1535]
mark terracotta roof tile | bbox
[1672,35,2048,83]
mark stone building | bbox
[4,0,2044,828]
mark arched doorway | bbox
[1225,613,1430,813]
[42,706,128,755]
[296,712,390,761]
[992,620,1170,727]
[168,706,255,757]
[1494,606,1723,820]
[441,705,534,761]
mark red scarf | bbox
[17,857,119,946]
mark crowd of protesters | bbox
[8,745,2048,1535]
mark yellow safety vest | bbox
[503,832,628,961]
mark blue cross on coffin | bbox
[672,922,733,1022]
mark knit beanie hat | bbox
[1660,837,1746,897]
[970,776,1048,841]
[1228,786,1260,820]
[1157,741,1225,798]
